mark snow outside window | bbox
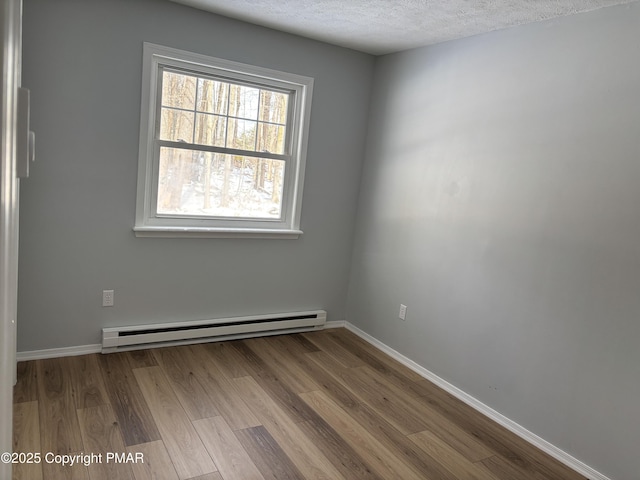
[134,43,313,238]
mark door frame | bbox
[1,0,21,476]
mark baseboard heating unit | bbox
[102,310,327,353]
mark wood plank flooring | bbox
[12,328,587,480]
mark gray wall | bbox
[348,4,640,480]
[18,0,373,350]
[19,0,640,477]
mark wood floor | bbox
[12,328,586,480]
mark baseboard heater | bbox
[102,310,327,353]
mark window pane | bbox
[162,71,196,110]
[227,118,257,151]
[194,113,226,147]
[228,84,259,120]
[197,78,228,115]
[256,123,286,154]
[161,72,289,155]
[259,90,288,125]
[157,147,284,219]
[159,107,194,143]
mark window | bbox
[134,43,313,238]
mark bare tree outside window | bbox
[157,70,288,219]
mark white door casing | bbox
[1,0,21,477]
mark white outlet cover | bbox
[102,290,114,307]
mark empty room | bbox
[2,0,640,479]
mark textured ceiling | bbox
[170,0,638,55]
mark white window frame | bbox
[134,43,313,238]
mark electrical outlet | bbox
[399,304,407,320]
[102,289,114,307]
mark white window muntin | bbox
[135,43,313,237]
[152,67,295,224]
[156,65,294,163]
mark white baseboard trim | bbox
[343,322,610,480]
[323,320,346,329]
[17,344,102,361]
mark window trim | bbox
[134,43,313,238]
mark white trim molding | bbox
[17,344,101,361]
[323,319,346,329]
[343,322,611,480]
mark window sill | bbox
[133,226,303,239]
